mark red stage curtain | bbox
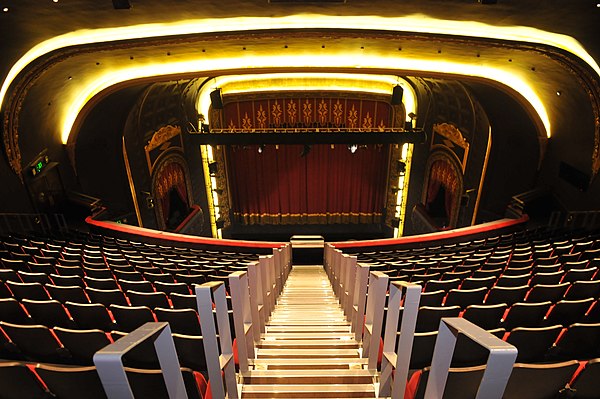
[227,145,389,225]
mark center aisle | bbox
[241,265,376,398]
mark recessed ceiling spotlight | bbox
[52,0,59,3]
[556,91,562,96]
[2,7,8,12]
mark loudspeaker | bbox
[391,85,404,105]
[559,162,589,191]
[210,89,223,109]
[112,0,131,9]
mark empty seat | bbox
[155,307,202,335]
[0,298,33,324]
[485,285,529,306]
[495,273,531,288]
[551,323,600,360]
[118,279,154,293]
[144,272,176,283]
[172,333,208,374]
[49,274,85,288]
[565,280,600,300]
[125,367,205,399]
[444,287,487,308]
[154,281,190,296]
[66,302,117,331]
[53,327,113,365]
[451,328,505,367]
[84,276,119,290]
[460,276,496,290]
[109,304,155,332]
[82,267,113,280]
[0,321,70,363]
[35,363,109,399]
[505,325,562,362]
[171,293,198,310]
[415,306,461,333]
[502,301,552,330]
[112,269,144,281]
[21,299,75,328]
[562,267,597,283]
[545,298,595,327]
[502,360,580,399]
[461,303,506,330]
[569,357,600,398]
[0,361,53,399]
[525,283,570,303]
[6,281,50,301]
[18,271,52,286]
[47,284,89,304]
[86,287,129,307]
[128,290,170,309]
[529,270,564,286]
[0,269,21,283]
[424,279,460,293]
[418,290,445,307]
[55,265,85,277]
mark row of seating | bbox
[405,357,600,399]
[406,322,600,369]
[0,360,208,399]
[0,297,205,334]
[0,319,208,372]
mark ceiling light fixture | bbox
[2,7,8,12]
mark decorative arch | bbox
[421,149,464,229]
[151,151,194,231]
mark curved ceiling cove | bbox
[4,14,600,144]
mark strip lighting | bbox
[197,73,417,124]
[2,14,598,143]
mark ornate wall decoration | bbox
[144,125,183,173]
[431,123,470,172]
[221,95,391,129]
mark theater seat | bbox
[0,361,53,399]
[35,363,108,399]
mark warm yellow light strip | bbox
[5,14,592,143]
[197,73,417,124]
[2,13,598,115]
[59,53,548,143]
[200,145,218,238]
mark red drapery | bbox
[425,160,460,227]
[227,145,389,225]
[155,161,188,228]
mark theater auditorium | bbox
[1,0,600,397]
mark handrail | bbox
[424,317,517,399]
[331,215,529,249]
[93,322,187,399]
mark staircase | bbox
[241,265,377,398]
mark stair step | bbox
[253,358,368,370]
[261,332,355,340]
[265,325,351,333]
[258,340,359,349]
[256,348,361,359]
[244,369,373,384]
[242,384,376,398]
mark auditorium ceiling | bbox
[1,0,599,144]
[1,0,599,237]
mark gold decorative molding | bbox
[433,123,469,149]
[145,125,181,152]
[432,123,470,172]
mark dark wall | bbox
[467,82,540,221]
[0,154,32,212]
[75,85,148,221]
